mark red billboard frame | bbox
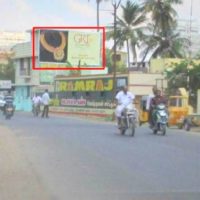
[32,26,106,70]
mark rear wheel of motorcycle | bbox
[5,115,10,120]
[184,119,191,131]
[160,124,166,136]
[153,129,157,134]
[120,129,125,135]
[126,118,135,137]
[130,121,135,137]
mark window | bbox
[19,58,31,76]
[27,58,31,76]
[19,58,25,76]
[27,86,30,98]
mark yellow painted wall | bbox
[150,58,200,73]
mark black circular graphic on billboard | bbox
[39,30,68,63]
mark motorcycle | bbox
[119,104,138,136]
[5,103,14,119]
[32,103,40,117]
[151,103,168,135]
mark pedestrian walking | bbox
[41,89,50,118]
[32,94,42,117]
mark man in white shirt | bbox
[32,94,42,116]
[32,95,42,105]
[115,86,135,127]
[41,89,50,118]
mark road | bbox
[0,112,200,200]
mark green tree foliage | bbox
[165,60,200,108]
[0,58,15,83]
[107,0,146,67]
[106,49,127,73]
[141,0,189,60]
[144,0,181,36]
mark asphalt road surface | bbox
[0,112,200,200]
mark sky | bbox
[1,0,199,32]
[0,0,113,31]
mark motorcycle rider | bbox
[115,86,135,128]
[150,88,167,127]
[3,90,14,115]
[146,86,157,126]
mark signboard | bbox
[50,106,114,120]
[68,31,101,66]
[39,71,55,83]
[54,77,128,109]
[39,30,101,67]
[0,80,12,89]
[57,78,113,92]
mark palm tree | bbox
[107,0,146,68]
[144,0,182,36]
[144,31,189,58]
[141,0,183,61]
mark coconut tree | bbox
[144,0,182,35]
[143,31,189,58]
[107,0,146,68]
[141,0,183,61]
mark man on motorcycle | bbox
[115,86,135,128]
[150,89,167,127]
[3,90,14,115]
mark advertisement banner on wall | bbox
[53,76,128,109]
[38,30,101,68]
[56,78,114,92]
[67,31,101,67]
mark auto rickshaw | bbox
[168,95,190,128]
[139,95,149,126]
[139,88,194,130]
[167,87,195,130]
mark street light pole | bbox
[187,0,193,99]
[112,0,121,102]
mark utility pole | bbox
[187,0,193,95]
[112,0,121,102]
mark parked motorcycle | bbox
[119,104,138,136]
[151,103,168,135]
[5,103,14,119]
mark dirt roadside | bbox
[0,125,51,200]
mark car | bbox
[0,95,6,110]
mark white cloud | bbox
[15,0,30,12]
[0,0,72,31]
[66,0,96,19]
